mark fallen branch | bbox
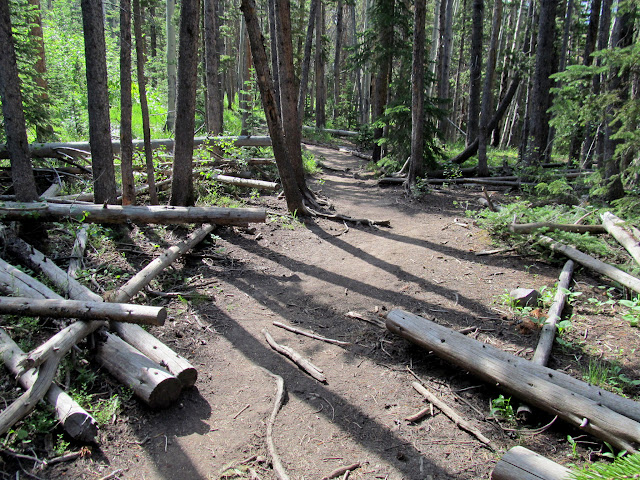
[405,405,434,423]
[411,382,495,450]
[272,321,351,346]
[261,368,290,480]
[491,446,571,480]
[321,462,361,480]
[262,329,326,383]
[510,223,606,235]
[344,311,385,329]
[602,211,640,268]
[539,235,640,295]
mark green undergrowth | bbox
[569,452,640,479]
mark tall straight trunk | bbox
[297,0,318,129]
[120,0,135,206]
[524,0,559,166]
[240,30,252,135]
[426,0,441,98]
[332,0,343,120]
[275,0,306,191]
[407,0,427,187]
[170,0,200,206]
[477,0,502,176]
[240,0,305,213]
[81,0,117,204]
[315,1,326,128]
[268,0,281,113]
[166,0,177,132]
[437,0,454,138]
[204,0,223,135]
[372,0,394,162]
[133,0,158,204]
[466,0,483,146]
[452,0,467,138]
[28,0,54,141]
[0,0,38,202]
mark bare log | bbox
[510,223,606,234]
[39,183,62,200]
[0,258,63,299]
[210,173,278,191]
[0,329,98,442]
[601,211,640,267]
[0,136,272,159]
[302,126,359,138]
[386,309,640,452]
[95,332,181,409]
[539,235,640,295]
[491,446,571,480]
[0,297,166,326]
[263,329,326,383]
[0,202,267,226]
[412,382,495,450]
[68,225,89,278]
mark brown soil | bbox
[3,145,640,479]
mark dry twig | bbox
[321,462,361,480]
[263,329,326,383]
[273,321,350,346]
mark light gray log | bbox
[539,235,640,295]
[0,329,98,442]
[386,309,640,452]
[302,126,359,137]
[510,223,606,234]
[491,446,571,480]
[602,211,640,267]
[95,332,181,409]
[68,225,89,279]
[0,202,267,226]
[0,297,166,326]
[210,173,279,191]
[0,258,63,300]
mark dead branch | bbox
[539,235,640,295]
[602,211,640,268]
[344,311,385,329]
[262,329,326,383]
[411,382,495,450]
[510,223,606,234]
[405,405,434,423]
[261,368,290,480]
[308,208,391,227]
[272,321,351,346]
[67,225,89,279]
[321,462,361,480]
[482,187,498,212]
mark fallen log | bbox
[0,297,167,326]
[538,235,640,295]
[0,136,272,159]
[209,173,278,191]
[302,126,359,138]
[386,309,640,452]
[0,329,98,442]
[491,446,571,480]
[0,257,64,300]
[510,223,606,234]
[95,332,181,409]
[601,211,640,268]
[0,202,267,226]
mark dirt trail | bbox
[50,145,565,479]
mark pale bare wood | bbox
[601,211,640,267]
[263,329,326,383]
[491,446,571,480]
[386,309,640,452]
[0,258,63,300]
[0,329,98,442]
[320,462,361,480]
[39,182,61,200]
[510,223,606,234]
[404,405,433,423]
[344,311,385,329]
[539,235,640,295]
[411,382,495,450]
[95,332,181,409]
[0,297,166,325]
[261,367,290,480]
[210,173,278,191]
[67,225,89,279]
[0,202,267,226]
[272,321,351,346]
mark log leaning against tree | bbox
[538,235,640,295]
[386,309,640,452]
[601,211,640,267]
[491,446,571,480]
[0,202,267,226]
[510,223,606,234]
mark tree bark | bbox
[0,0,39,202]
[81,0,117,204]
[170,0,201,206]
[386,309,640,452]
[204,0,223,135]
[371,0,393,162]
[297,0,318,129]
[332,0,343,120]
[166,0,178,132]
[466,0,484,146]
[315,1,326,129]
[120,0,136,206]
[133,0,159,204]
[407,0,427,187]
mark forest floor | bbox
[4,144,640,479]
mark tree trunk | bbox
[170,0,200,206]
[204,0,223,136]
[81,0,117,204]
[297,0,318,129]
[165,0,177,132]
[436,0,454,139]
[268,0,281,114]
[466,0,483,146]
[332,0,343,120]
[120,0,136,206]
[407,0,426,188]
[372,0,394,162]
[240,0,306,214]
[315,1,326,129]
[0,0,39,202]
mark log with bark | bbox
[538,235,640,295]
[491,446,571,480]
[0,202,267,226]
[510,223,606,234]
[601,211,640,267]
[0,297,167,326]
[0,328,99,442]
[386,309,640,452]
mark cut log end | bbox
[176,368,198,389]
[147,375,183,409]
[62,411,99,443]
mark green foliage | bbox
[489,395,515,424]
[582,359,640,396]
[569,452,640,479]
[302,150,320,175]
